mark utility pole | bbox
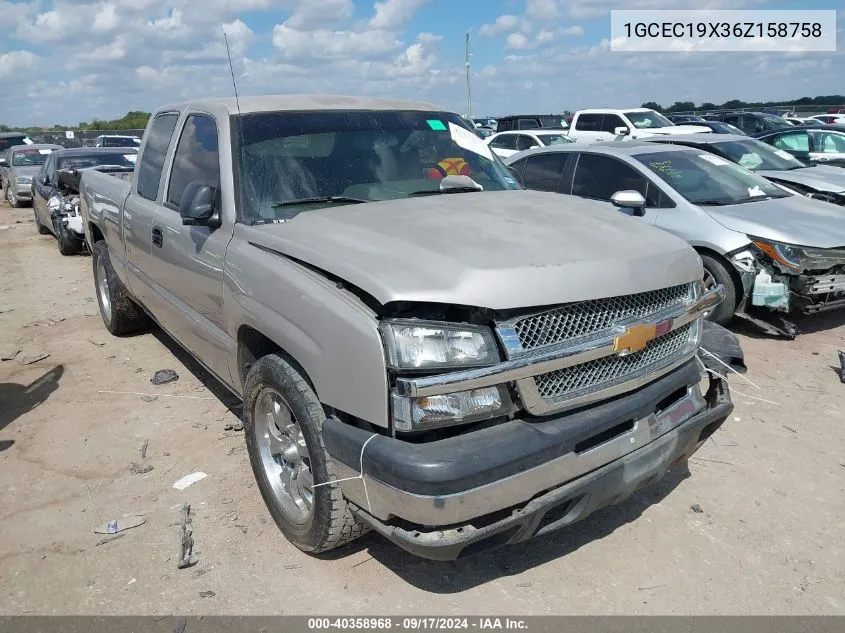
[465,30,473,118]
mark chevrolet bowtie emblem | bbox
[613,320,672,355]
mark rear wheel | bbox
[700,253,737,325]
[243,354,368,554]
[92,241,149,335]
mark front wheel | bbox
[56,219,82,255]
[700,253,737,325]
[6,187,22,209]
[243,354,368,554]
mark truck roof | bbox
[576,108,654,114]
[154,94,442,117]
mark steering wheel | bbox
[422,162,448,179]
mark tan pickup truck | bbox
[80,95,740,560]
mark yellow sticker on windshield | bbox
[427,120,447,131]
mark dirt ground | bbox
[0,197,843,616]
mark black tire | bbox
[56,219,81,255]
[243,354,368,554]
[700,253,737,325]
[91,240,149,335]
[33,209,51,235]
[7,187,22,209]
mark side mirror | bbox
[614,127,630,136]
[610,190,646,216]
[43,175,50,186]
[0,158,7,168]
[179,182,219,227]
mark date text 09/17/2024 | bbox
[307,618,528,630]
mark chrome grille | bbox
[510,284,694,352]
[533,323,695,403]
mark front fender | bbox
[224,231,390,427]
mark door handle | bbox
[152,226,163,248]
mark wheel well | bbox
[237,326,316,394]
[89,223,105,243]
[693,247,745,307]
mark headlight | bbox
[379,320,500,370]
[750,236,845,272]
[16,176,32,184]
[391,385,512,431]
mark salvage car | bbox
[2,144,63,207]
[79,95,737,560]
[31,147,136,254]
[644,134,845,207]
[753,126,845,168]
[707,111,792,135]
[505,141,845,336]
[487,129,573,158]
[695,121,747,135]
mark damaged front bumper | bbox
[48,195,85,237]
[323,324,740,560]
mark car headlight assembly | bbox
[750,236,845,273]
[380,319,512,431]
[380,320,500,370]
[391,385,512,432]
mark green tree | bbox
[641,101,663,112]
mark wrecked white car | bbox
[505,141,845,336]
[31,147,136,255]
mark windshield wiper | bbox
[408,186,484,197]
[270,196,369,208]
[693,200,729,206]
[408,175,484,197]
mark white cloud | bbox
[526,0,560,20]
[286,0,354,30]
[93,4,119,32]
[506,32,529,50]
[562,25,584,36]
[536,29,555,44]
[0,51,38,79]
[272,24,401,60]
[369,0,428,30]
[479,15,519,37]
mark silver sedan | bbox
[505,141,845,335]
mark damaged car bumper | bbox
[324,361,731,560]
[323,320,740,561]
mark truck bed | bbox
[79,167,132,248]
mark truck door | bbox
[147,113,234,383]
[122,112,180,307]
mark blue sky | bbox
[0,0,842,127]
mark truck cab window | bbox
[167,115,221,208]
[574,114,602,131]
[137,113,179,201]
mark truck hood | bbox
[757,165,845,194]
[640,125,712,136]
[242,190,701,310]
[701,194,845,248]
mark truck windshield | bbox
[235,110,519,222]
[633,150,791,206]
[625,111,674,129]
